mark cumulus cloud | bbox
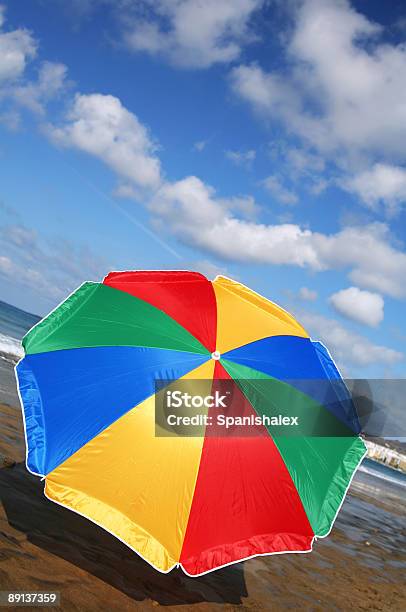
[329,286,384,327]
[11,61,68,115]
[0,7,36,83]
[327,225,406,299]
[232,0,406,157]
[0,10,67,124]
[342,163,406,212]
[231,0,406,211]
[123,0,263,68]
[231,63,297,121]
[150,176,406,298]
[150,175,319,265]
[47,93,162,190]
[262,175,298,205]
[299,311,403,369]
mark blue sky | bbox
[0,0,405,378]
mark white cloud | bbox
[342,163,406,212]
[288,0,406,157]
[0,7,36,83]
[298,286,317,301]
[12,61,68,115]
[0,11,66,122]
[313,223,406,299]
[123,0,263,68]
[300,310,403,369]
[47,93,161,190]
[231,63,294,116]
[231,0,406,211]
[150,176,406,298]
[225,149,256,167]
[329,286,384,327]
[222,194,259,219]
[232,0,406,157]
[262,175,298,205]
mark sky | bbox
[0,0,405,379]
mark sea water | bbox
[0,299,40,405]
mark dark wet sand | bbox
[0,401,405,611]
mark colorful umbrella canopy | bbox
[16,271,366,576]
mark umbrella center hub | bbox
[211,351,221,361]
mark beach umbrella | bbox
[16,271,366,576]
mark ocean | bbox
[0,299,40,406]
[0,299,40,360]
[358,457,406,492]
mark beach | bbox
[0,302,405,611]
[0,385,405,610]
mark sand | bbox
[0,401,405,611]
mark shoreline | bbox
[364,438,406,473]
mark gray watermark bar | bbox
[154,378,406,438]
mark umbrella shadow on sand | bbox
[0,463,248,606]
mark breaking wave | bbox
[0,332,23,363]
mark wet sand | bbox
[0,401,405,611]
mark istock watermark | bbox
[154,378,401,438]
[166,389,229,409]
[155,378,313,437]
